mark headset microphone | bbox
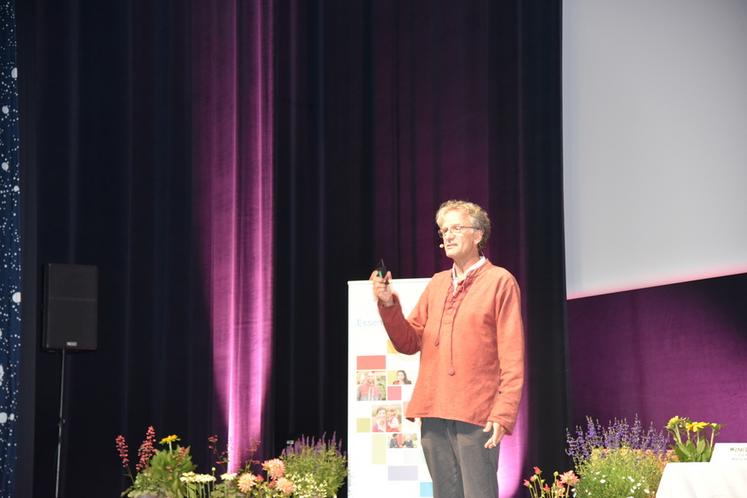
[439,244,444,248]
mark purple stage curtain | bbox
[568,273,747,441]
[191,0,274,468]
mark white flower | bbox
[221,472,237,481]
[180,472,215,483]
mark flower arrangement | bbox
[564,416,670,498]
[665,416,723,462]
[522,415,726,498]
[115,428,346,498]
[570,446,666,498]
[523,467,578,498]
[281,435,347,498]
[116,428,199,497]
[210,457,296,498]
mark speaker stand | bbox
[54,347,68,498]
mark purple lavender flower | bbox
[281,433,347,459]
[566,415,668,465]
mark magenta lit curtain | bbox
[191,0,273,467]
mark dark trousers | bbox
[421,417,499,498]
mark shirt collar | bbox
[452,256,486,289]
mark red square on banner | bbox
[356,355,386,370]
[387,386,402,400]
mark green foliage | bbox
[282,436,347,497]
[574,448,665,498]
[125,446,196,498]
[665,416,723,462]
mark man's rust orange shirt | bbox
[378,261,524,433]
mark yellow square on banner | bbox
[356,418,371,433]
[372,434,388,464]
[386,340,397,354]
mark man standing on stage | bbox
[370,199,524,498]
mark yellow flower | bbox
[666,416,682,429]
[159,434,180,444]
[686,422,708,433]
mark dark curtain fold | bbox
[515,1,570,478]
[17,2,218,496]
[272,0,375,447]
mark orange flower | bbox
[262,458,286,479]
[559,470,579,486]
[237,473,258,493]
[275,477,295,495]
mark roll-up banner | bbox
[347,279,433,498]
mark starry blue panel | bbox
[0,0,21,494]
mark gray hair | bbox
[435,199,491,252]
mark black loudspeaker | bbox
[43,264,98,351]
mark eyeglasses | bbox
[437,225,477,238]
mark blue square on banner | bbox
[420,482,433,497]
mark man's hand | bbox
[369,270,394,307]
[483,421,505,449]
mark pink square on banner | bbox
[387,386,402,400]
[357,355,387,370]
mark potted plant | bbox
[665,416,723,462]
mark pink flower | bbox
[559,470,579,486]
[262,458,286,479]
[530,475,538,482]
[275,477,295,495]
[533,466,542,475]
[523,479,531,488]
[237,473,258,493]
[115,435,129,467]
[136,426,157,472]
